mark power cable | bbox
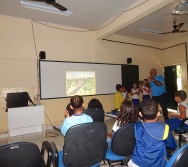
[44,111,60,137]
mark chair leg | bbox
[120,161,124,166]
[179,133,182,148]
[123,155,132,165]
[103,159,106,164]
[107,160,111,167]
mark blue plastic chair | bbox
[105,124,136,167]
[165,144,188,167]
[58,122,107,167]
[174,118,188,147]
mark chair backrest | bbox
[50,141,59,167]
[0,142,42,167]
[111,124,136,156]
[41,141,55,167]
[165,144,188,167]
[63,122,107,167]
[83,108,104,122]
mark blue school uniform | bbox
[132,121,177,167]
[61,114,93,136]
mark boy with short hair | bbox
[114,84,123,110]
[165,90,188,132]
[128,99,177,167]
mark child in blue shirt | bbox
[61,95,93,136]
[128,99,177,167]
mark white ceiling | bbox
[0,0,139,30]
[116,0,188,42]
[0,0,188,43]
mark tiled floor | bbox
[0,115,187,167]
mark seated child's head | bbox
[70,95,84,111]
[66,103,74,116]
[88,98,103,109]
[139,99,159,121]
[175,90,187,102]
[117,100,138,126]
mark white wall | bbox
[103,34,163,79]
[162,44,187,87]
[0,15,163,131]
[162,37,188,90]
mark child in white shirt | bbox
[130,83,140,107]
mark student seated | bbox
[112,100,138,133]
[61,95,93,136]
[128,99,177,167]
[165,90,188,132]
[108,100,139,138]
[84,98,104,122]
[65,103,74,117]
[87,98,103,109]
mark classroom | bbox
[0,0,188,166]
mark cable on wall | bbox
[103,38,188,78]
[31,21,64,135]
[31,21,38,59]
[31,20,41,102]
[102,39,161,50]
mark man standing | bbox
[148,68,168,120]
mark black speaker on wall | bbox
[39,51,46,59]
[127,58,132,64]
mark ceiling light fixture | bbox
[140,29,163,35]
[20,1,73,16]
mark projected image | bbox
[66,71,96,96]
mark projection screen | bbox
[39,60,122,99]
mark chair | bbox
[49,141,59,167]
[0,141,53,167]
[83,108,104,122]
[174,117,188,147]
[165,144,188,167]
[58,122,107,167]
[105,123,136,167]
